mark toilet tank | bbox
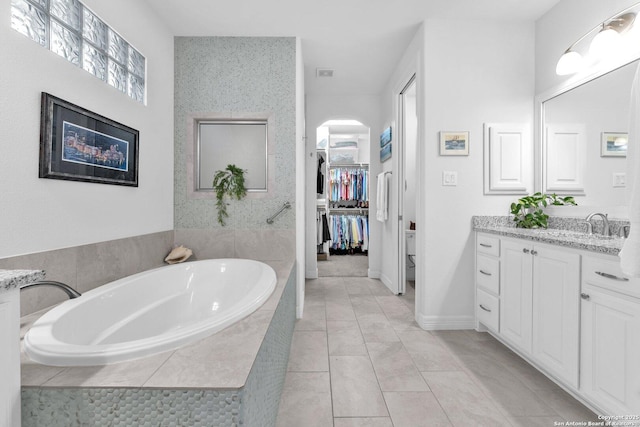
[406,230,416,256]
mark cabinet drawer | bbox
[477,234,500,257]
[477,254,500,295]
[583,256,640,299]
[477,289,499,332]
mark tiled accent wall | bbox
[174,37,297,231]
[0,231,173,316]
[21,264,296,426]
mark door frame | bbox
[395,73,417,296]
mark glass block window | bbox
[11,0,146,103]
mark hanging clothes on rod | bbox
[328,214,369,255]
[316,210,332,246]
[329,168,369,203]
[317,155,325,195]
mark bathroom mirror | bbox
[197,120,268,192]
[540,59,638,207]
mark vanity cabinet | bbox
[475,234,500,332]
[530,243,580,389]
[476,230,640,415]
[476,233,580,388]
[500,239,533,353]
[580,255,640,415]
[499,237,580,387]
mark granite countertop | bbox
[473,216,626,256]
[20,259,294,390]
[0,269,45,293]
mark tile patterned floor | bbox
[276,277,598,427]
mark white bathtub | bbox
[24,259,277,366]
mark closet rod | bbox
[328,209,369,214]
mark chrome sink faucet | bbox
[585,212,610,236]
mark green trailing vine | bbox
[213,164,247,226]
[510,192,577,229]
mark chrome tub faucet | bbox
[20,281,81,299]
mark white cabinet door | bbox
[500,238,533,353]
[581,285,640,415]
[483,123,532,195]
[532,244,580,389]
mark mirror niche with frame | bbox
[186,112,275,200]
[537,59,638,213]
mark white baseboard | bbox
[305,268,318,279]
[368,269,380,279]
[379,272,393,290]
[417,314,475,330]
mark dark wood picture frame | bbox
[39,92,139,186]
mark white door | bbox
[500,238,533,353]
[392,74,416,296]
[581,285,640,414]
[532,244,580,388]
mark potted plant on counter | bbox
[510,192,577,229]
[213,164,247,226]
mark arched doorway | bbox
[313,119,371,277]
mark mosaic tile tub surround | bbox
[472,215,630,255]
[21,261,296,427]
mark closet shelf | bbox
[329,163,368,168]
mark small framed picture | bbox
[601,132,628,157]
[380,127,392,147]
[439,131,469,156]
[380,141,392,162]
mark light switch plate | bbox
[443,171,458,186]
[613,172,626,188]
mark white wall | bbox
[0,0,175,258]
[378,19,535,328]
[304,94,381,278]
[378,27,424,292]
[418,19,535,328]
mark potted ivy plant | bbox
[510,192,577,229]
[213,164,247,226]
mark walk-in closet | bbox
[315,120,370,277]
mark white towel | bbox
[376,172,388,222]
[620,62,640,276]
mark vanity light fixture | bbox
[556,5,638,76]
[589,13,635,58]
[556,48,584,76]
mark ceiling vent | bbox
[316,68,334,78]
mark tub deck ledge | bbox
[21,259,294,389]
